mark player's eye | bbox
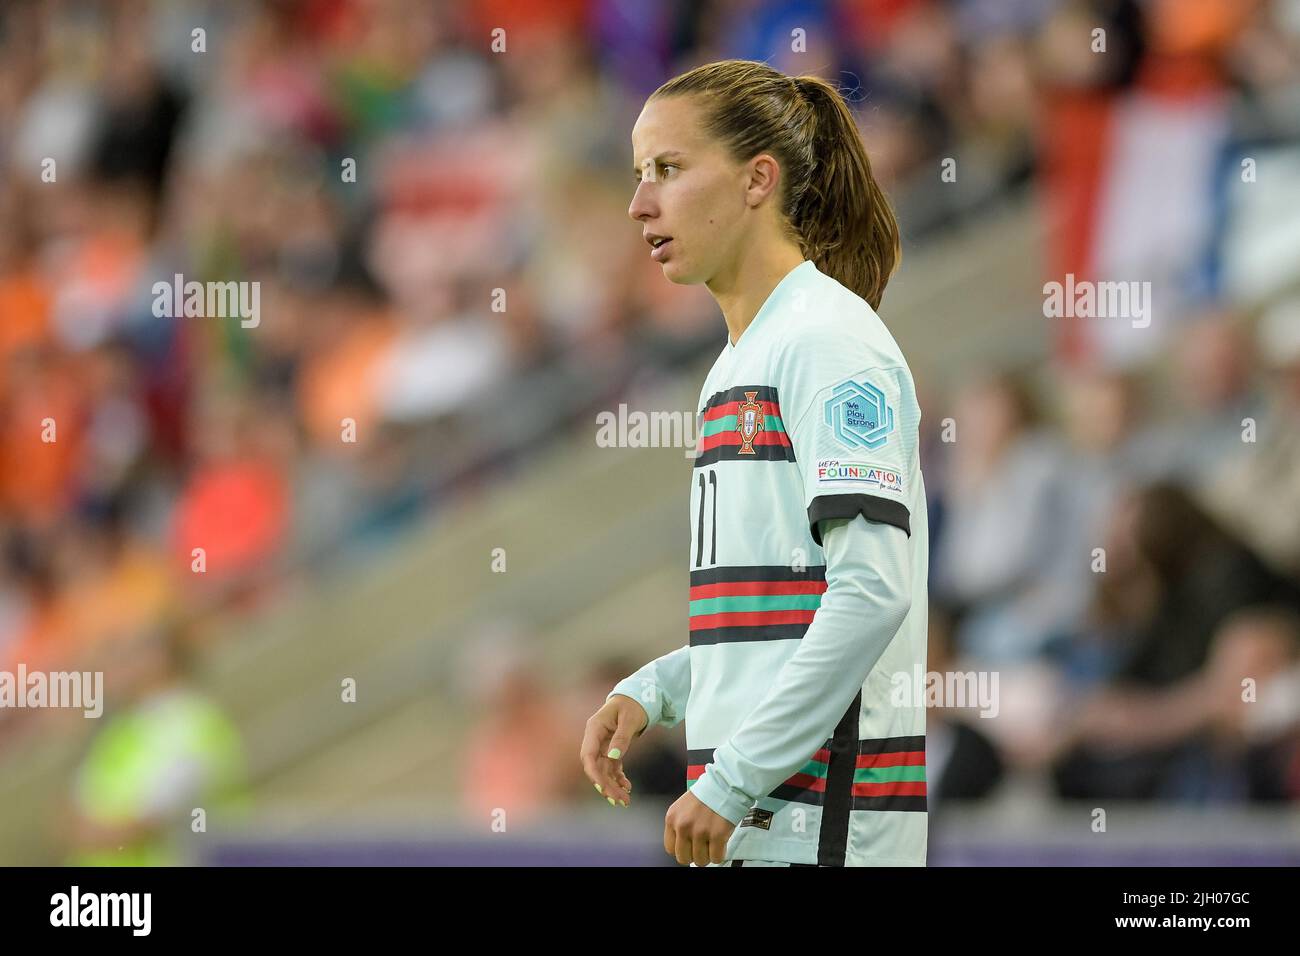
[633,163,678,186]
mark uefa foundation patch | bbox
[815,460,904,493]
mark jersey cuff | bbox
[688,768,753,826]
[607,678,658,735]
[807,494,911,545]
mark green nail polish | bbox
[607,747,622,760]
[594,783,603,794]
[607,796,616,807]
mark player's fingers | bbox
[603,758,631,804]
[605,710,638,767]
[601,765,629,806]
[580,717,623,803]
[595,707,641,806]
[596,750,629,805]
[578,717,608,781]
[675,832,694,867]
[709,831,728,865]
[666,811,693,865]
[692,832,712,868]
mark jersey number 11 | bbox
[695,470,718,568]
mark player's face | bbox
[628,96,749,285]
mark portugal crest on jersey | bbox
[736,390,765,455]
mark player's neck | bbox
[708,239,806,348]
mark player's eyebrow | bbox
[633,151,686,176]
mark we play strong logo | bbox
[824,378,894,450]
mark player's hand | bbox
[580,694,646,807]
[664,790,737,866]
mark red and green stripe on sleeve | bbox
[687,735,926,813]
[689,565,827,646]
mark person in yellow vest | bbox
[66,622,248,866]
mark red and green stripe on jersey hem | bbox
[695,385,795,466]
[687,735,927,812]
[689,565,827,646]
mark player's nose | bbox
[628,181,656,223]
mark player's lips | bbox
[645,233,674,261]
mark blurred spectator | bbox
[1053,605,1300,802]
[1141,309,1265,480]
[1200,296,1300,578]
[931,370,1073,663]
[169,392,293,606]
[1106,483,1295,686]
[1051,483,1300,799]
[0,346,86,528]
[1043,365,1164,667]
[924,607,1005,806]
[64,622,248,865]
[1206,606,1300,800]
[458,627,578,824]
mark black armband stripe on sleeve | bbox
[808,494,911,545]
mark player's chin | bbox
[661,258,698,284]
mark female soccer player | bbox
[579,60,928,867]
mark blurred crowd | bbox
[0,0,1297,834]
[921,307,1300,805]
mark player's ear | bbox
[745,154,781,208]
